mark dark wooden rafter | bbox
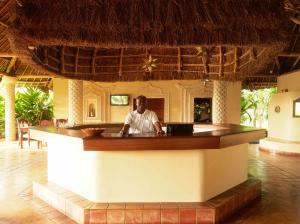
[275,57,281,72]
[278,53,300,57]
[119,48,124,77]
[21,65,29,76]
[233,47,241,74]
[177,47,182,73]
[74,47,79,74]
[6,57,17,74]
[0,20,8,28]
[196,46,209,76]
[239,48,266,70]
[291,56,300,70]
[250,47,257,60]
[219,46,224,77]
[289,24,299,52]
[60,46,65,74]
[0,53,17,57]
[42,47,48,64]
[92,48,97,76]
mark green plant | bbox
[241,87,277,128]
[15,87,53,126]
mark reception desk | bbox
[30,124,265,203]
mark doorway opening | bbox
[194,98,212,123]
[133,98,165,122]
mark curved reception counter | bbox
[30,124,265,223]
[30,124,265,224]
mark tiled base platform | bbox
[260,138,300,157]
[33,179,261,224]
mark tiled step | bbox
[33,179,261,224]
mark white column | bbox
[68,79,83,125]
[213,80,227,124]
[2,76,17,141]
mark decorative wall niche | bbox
[83,82,111,123]
[293,98,300,117]
[275,105,280,113]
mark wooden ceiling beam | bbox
[6,57,17,74]
[201,47,209,75]
[177,47,182,73]
[74,47,79,74]
[60,46,65,74]
[291,56,300,70]
[278,53,300,57]
[119,48,124,77]
[16,75,52,79]
[275,58,281,71]
[243,75,277,78]
[0,21,8,28]
[92,48,97,75]
[43,47,48,64]
[219,46,224,77]
[250,47,257,60]
[0,53,17,57]
[233,47,239,73]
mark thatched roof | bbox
[0,58,53,88]
[0,0,299,89]
[11,0,289,48]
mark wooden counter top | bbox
[29,124,265,151]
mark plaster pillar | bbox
[68,79,83,125]
[2,76,17,141]
[212,80,227,124]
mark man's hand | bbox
[156,130,165,135]
[119,130,126,136]
[120,124,130,136]
[154,121,165,135]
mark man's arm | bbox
[154,121,165,135]
[120,124,130,136]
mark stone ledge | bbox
[33,179,261,224]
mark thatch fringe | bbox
[10,0,289,48]
[11,44,284,83]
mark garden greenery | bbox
[0,87,53,138]
[15,87,53,126]
[241,88,277,128]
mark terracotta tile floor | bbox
[0,141,300,224]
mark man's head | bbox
[136,95,147,114]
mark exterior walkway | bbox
[0,141,299,224]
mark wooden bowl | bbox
[81,128,105,137]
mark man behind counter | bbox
[120,95,165,135]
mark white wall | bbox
[225,81,241,124]
[278,70,300,92]
[268,71,300,141]
[53,79,241,124]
